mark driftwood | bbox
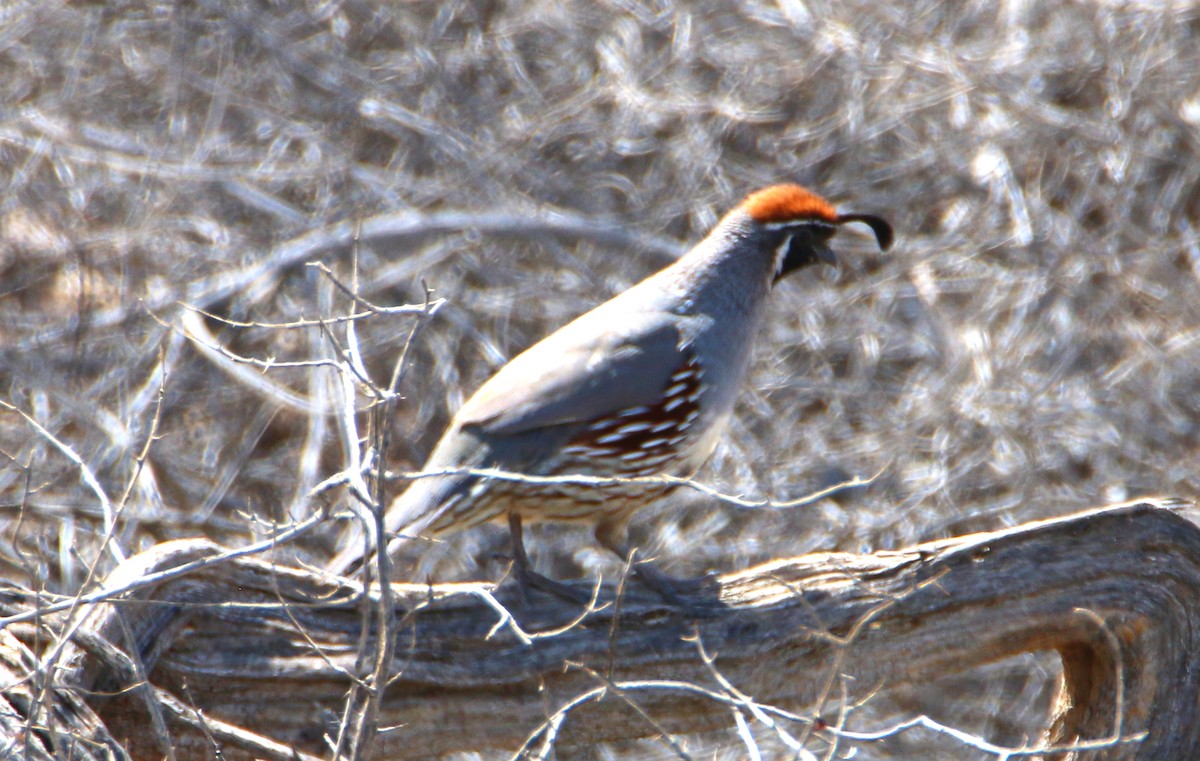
[1,497,1197,760]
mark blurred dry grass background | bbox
[1,0,1198,757]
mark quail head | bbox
[329,184,893,603]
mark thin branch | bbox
[690,629,809,754]
[176,309,338,414]
[0,400,124,565]
[183,298,441,329]
[830,714,1146,759]
[154,683,326,761]
[373,464,885,514]
[0,511,330,628]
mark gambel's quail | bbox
[329,184,893,603]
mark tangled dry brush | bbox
[0,0,1197,754]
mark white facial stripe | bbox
[773,233,793,278]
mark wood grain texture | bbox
[4,497,1196,760]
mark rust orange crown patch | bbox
[740,184,838,225]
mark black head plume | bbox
[836,213,894,251]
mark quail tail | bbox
[326,471,469,578]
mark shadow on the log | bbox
[1,497,1196,760]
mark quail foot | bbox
[329,183,893,606]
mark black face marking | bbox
[772,223,837,282]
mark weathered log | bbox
[2,497,1196,760]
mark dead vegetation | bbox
[1,0,1198,758]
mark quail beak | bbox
[815,243,838,267]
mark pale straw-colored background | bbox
[2,1,1197,757]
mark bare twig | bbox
[372,464,885,513]
[0,400,124,565]
[0,511,329,628]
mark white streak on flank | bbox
[638,453,673,466]
[670,369,696,382]
[664,397,685,412]
[616,421,653,434]
[667,435,687,445]
[595,432,627,444]
[650,421,676,433]
[619,450,649,461]
[684,410,700,424]
[569,447,616,457]
[665,382,689,397]
[618,406,650,417]
[640,438,669,449]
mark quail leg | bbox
[506,513,590,604]
[594,517,704,608]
